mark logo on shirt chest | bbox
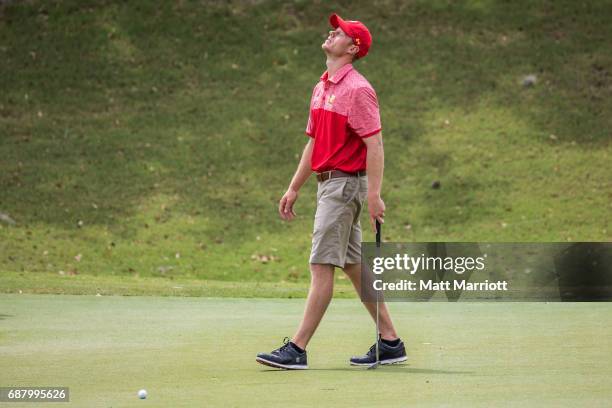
[313,87,347,112]
[323,94,336,108]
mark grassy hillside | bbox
[1,0,610,286]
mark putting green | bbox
[0,294,610,407]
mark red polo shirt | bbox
[305,63,382,173]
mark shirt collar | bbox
[320,63,354,84]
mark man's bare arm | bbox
[279,138,313,220]
[362,132,385,231]
[289,138,314,192]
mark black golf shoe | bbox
[256,337,308,370]
[350,338,408,366]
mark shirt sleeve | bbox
[347,86,382,138]
[305,86,317,138]
[305,110,314,138]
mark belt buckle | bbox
[317,170,333,183]
[319,170,332,182]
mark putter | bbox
[368,220,382,370]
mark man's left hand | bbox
[368,194,385,232]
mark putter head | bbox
[367,361,380,370]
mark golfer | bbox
[256,13,407,369]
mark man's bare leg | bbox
[342,262,398,340]
[291,263,335,350]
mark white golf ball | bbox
[138,389,147,399]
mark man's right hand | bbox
[279,189,298,220]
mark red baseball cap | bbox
[329,13,372,59]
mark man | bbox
[256,13,407,369]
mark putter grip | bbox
[376,220,381,248]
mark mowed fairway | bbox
[0,295,611,407]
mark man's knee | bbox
[309,263,334,280]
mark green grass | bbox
[1,294,611,407]
[1,0,611,285]
[0,270,356,298]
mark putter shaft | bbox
[371,220,382,369]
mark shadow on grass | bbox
[260,366,473,375]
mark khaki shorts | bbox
[309,175,367,268]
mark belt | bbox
[316,170,366,183]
